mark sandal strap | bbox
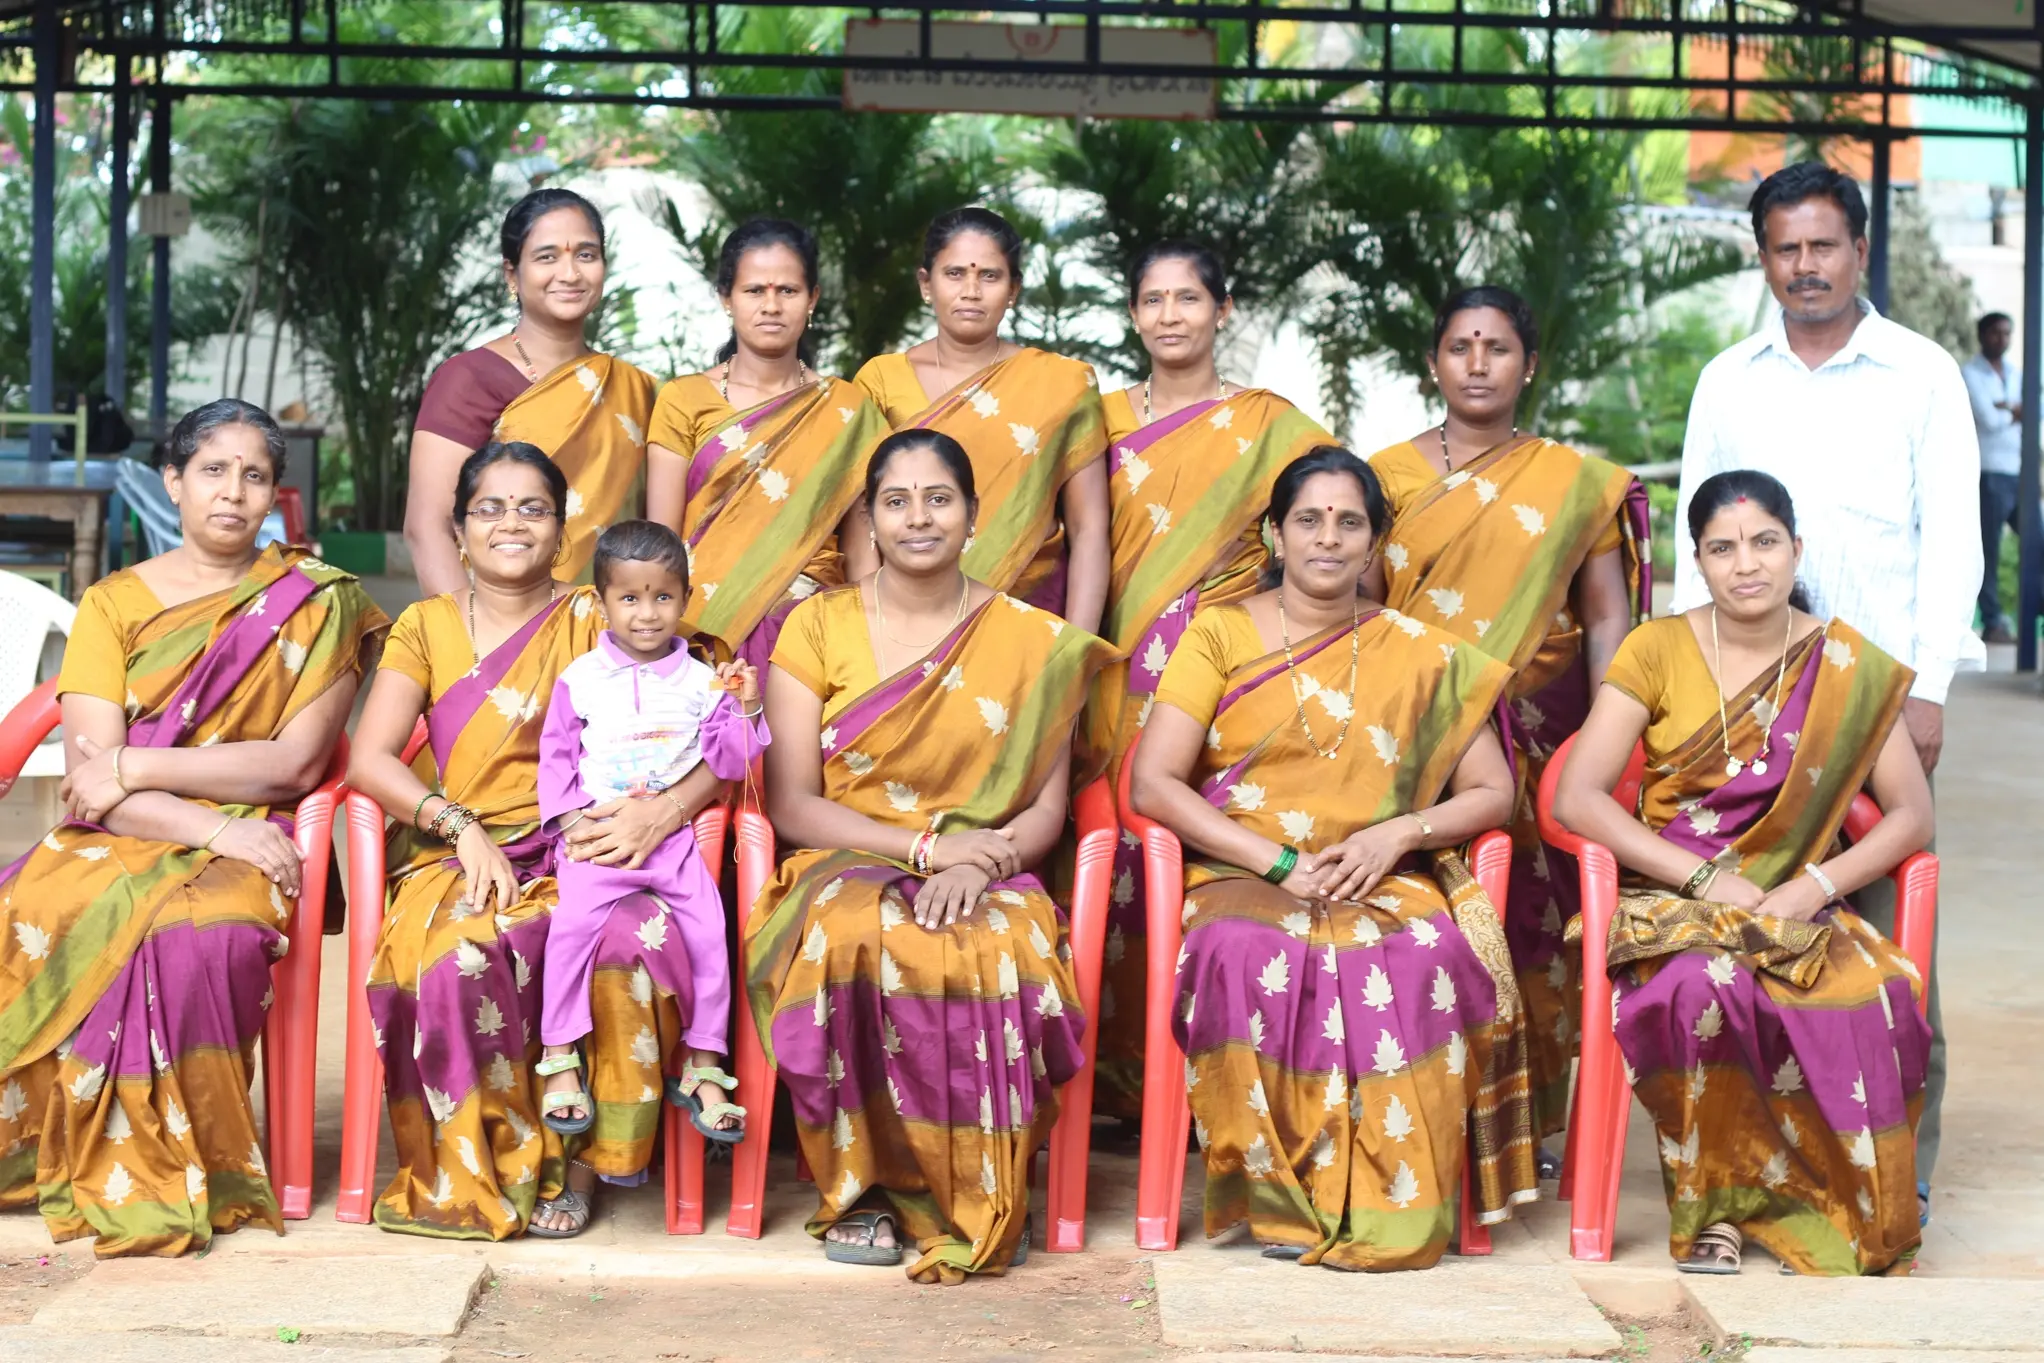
[696,1099,747,1125]
[682,1064,738,1092]
[542,1090,589,1112]
[1692,1222,1743,1259]
[535,1052,583,1076]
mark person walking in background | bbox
[1674,160,1982,1224]
[1963,311,2023,644]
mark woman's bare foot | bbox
[683,1048,740,1135]
[530,1159,596,1235]
[540,1042,588,1125]
[824,1210,899,1254]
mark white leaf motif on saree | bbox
[0,1078,32,1123]
[1230,782,1266,812]
[1447,1031,1467,1076]
[1323,943,1339,976]
[1384,1093,1414,1142]
[1353,915,1383,946]
[513,949,532,991]
[978,1089,994,1134]
[833,1108,857,1150]
[14,922,50,961]
[1146,503,1172,536]
[1442,471,1470,490]
[1761,1150,1790,1189]
[1474,619,1491,639]
[1849,1127,1877,1169]
[1310,1129,1337,1169]
[1512,504,1547,537]
[879,952,903,996]
[1686,806,1722,838]
[819,726,837,752]
[104,1103,132,1144]
[631,1026,661,1067]
[1316,689,1354,721]
[474,998,505,1037]
[1247,1078,1269,1116]
[974,1029,989,1063]
[1243,1133,1276,1177]
[427,1168,453,1208]
[1426,588,1465,620]
[102,1162,134,1206]
[1036,985,1064,1018]
[1383,542,1408,571]
[485,1054,515,1093]
[1705,955,1738,988]
[827,1049,845,1085]
[186,1164,205,1203]
[277,636,308,673]
[1851,1072,1867,1106]
[842,751,875,776]
[68,1063,105,1104]
[1280,911,1311,940]
[1472,477,1498,505]
[1121,452,1151,492]
[802,923,828,964]
[1106,924,1127,963]
[1546,954,1568,991]
[629,964,654,1005]
[1371,1029,1406,1075]
[1322,1066,1347,1111]
[1430,966,1457,1013]
[1660,1128,1699,1168]
[997,953,1019,999]
[1387,1161,1420,1208]
[817,878,844,905]
[1409,918,1441,949]
[1277,810,1316,844]
[1824,638,1856,670]
[1027,921,1053,959]
[615,412,644,446]
[489,686,540,723]
[969,389,999,418]
[1140,635,1170,677]
[758,469,791,503]
[1247,1009,1267,1051]
[1361,964,1394,1011]
[698,583,718,600]
[1366,726,1401,766]
[884,782,919,812]
[1322,1001,1346,1045]
[1694,1000,1723,1041]
[882,1014,903,1056]
[1781,1114,1801,1147]
[246,1140,267,1175]
[1515,698,1547,733]
[1688,1062,1708,1102]
[636,913,669,953]
[938,665,964,692]
[1009,423,1039,456]
[977,698,1010,735]
[1858,1188,1875,1219]
[454,939,491,982]
[980,1151,999,1194]
[424,1085,456,1124]
[1208,406,1235,431]
[878,896,904,933]
[457,1136,483,1177]
[1003,1018,1025,1063]
[837,1169,863,1207]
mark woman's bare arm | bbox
[646,440,687,533]
[1806,718,1933,900]
[346,667,437,827]
[1130,701,1289,876]
[120,679,358,805]
[1575,547,1632,689]
[1552,683,1703,888]
[762,666,917,863]
[1058,460,1110,637]
[404,430,471,597]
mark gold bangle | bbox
[1681,859,1717,898]
[1410,810,1433,842]
[111,744,129,795]
[200,811,235,851]
[660,788,688,821]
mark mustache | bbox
[1787,277,1832,294]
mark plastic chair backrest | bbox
[116,456,290,558]
[0,570,75,716]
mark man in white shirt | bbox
[1961,311,2023,643]
[1675,162,1978,1213]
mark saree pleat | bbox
[745,591,1115,1281]
[1165,606,1536,1268]
[1090,391,1333,1118]
[0,547,386,1256]
[1374,436,1649,1134]
[581,892,696,1180]
[1595,617,1927,1274]
[494,354,656,584]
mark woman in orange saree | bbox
[1555,471,1931,1276]
[1370,287,1648,1143]
[853,207,1109,633]
[0,401,387,1257]
[1130,448,1532,1269]
[1090,241,1333,1117]
[405,188,656,594]
[350,445,731,1239]
[646,218,889,666]
[748,432,1115,1282]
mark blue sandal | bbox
[669,1063,747,1145]
[536,1048,593,1135]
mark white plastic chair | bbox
[0,569,75,778]
[114,457,286,558]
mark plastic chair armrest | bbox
[0,678,62,795]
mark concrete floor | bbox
[0,641,2038,1292]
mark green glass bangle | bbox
[1264,844,1299,885]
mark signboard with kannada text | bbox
[842,20,1218,122]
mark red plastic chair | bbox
[275,488,309,547]
[0,676,345,1221]
[1114,731,1512,1254]
[335,717,731,1233]
[1534,731,1938,1263]
[724,777,1119,1246]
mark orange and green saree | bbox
[492,354,657,583]
[1373,434,1649,1134]
[1090,388,1332,1116]
[855,348,1106,611]
[1156,604,1535,1269]
[0,546,386,1256]
[746,587,1115,1282]
[652,373,889,668]
[1587,616,1927,1275]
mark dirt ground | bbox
[453,1258,1167,1363]
[0,1250,88,1326]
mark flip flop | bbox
[823,1209,902,1266]
[536,1048,592,1135]
[1260,1243,1307,1261]
[526,1188,593,1239]
[1011,1214,1032,1268]
[670,1063,746,1145]
[1676,1222,1743,1275]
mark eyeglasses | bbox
[466,501,557,522]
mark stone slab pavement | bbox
[1150,1254,1623,1356]
[0,1329,452,1363]
[1684,1275,2044,1352]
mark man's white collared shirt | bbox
[1673,300,1984,704]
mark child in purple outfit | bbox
[536,520,767,1142]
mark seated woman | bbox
[0,399,387,1257]
[747,430,1115,1282]
[348,443,729,1240]
[1130,446,1532,1271]
[1553,469,1932,1277]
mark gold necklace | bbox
[1709,604,1794,778]
[1437,422,1518,471]
[872,567,969,663]
[468,580,559,665]
[1278,590,1362,760]
[1143,372,1230,424]
[721,358,811,405]
[510,332,540,382]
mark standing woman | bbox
[644,218,889,666]
[0,400,388,1257]
[1090,240,1333,1117]
[852,207,1110,633]
[1368,286,1649,1145]
[405,188,657,593]
[350,444,725,1240]
[747,431,1116,1281]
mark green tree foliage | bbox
[1886,188,1978,363]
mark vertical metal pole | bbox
[107,55,131,411]
[27,0,57,464]
[2017,100,2042,673]
[1868,134,1892,314]
[149,90,172,432]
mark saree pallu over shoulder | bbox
[1171,609,1538,1265]
[679,378,888,663]
[368,585,603,1240]
[898,348,1106,609]
[495,354,656,585]
[743,594,1115,1282]
[0,546,387,1256]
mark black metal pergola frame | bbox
[7,0,2044,663]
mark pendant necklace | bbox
[510,332,540,382]
[872,567,969,672]
[468,579,559,667]
[1438,423,1518,472]
[1277,590,1363,759]
[1709,604,1793,778]
[1143,372,1230,424]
